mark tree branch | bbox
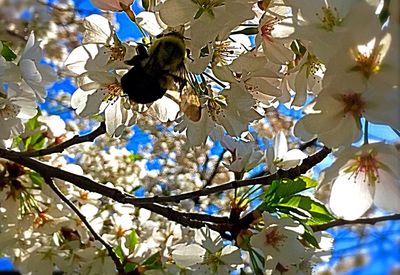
[43,177,125,274]
[0,146,331,205]
[0,148,228,234]
[122,146,332,204]
[19,122,106,157]
[0,146,331,240]
[311,214,400,232]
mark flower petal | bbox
[329,173,374,220]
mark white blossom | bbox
[322,143,400,220]
[0,85,37,140]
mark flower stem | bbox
[122,4,147,39]
[363,119,369,145]
[392,127,400,137]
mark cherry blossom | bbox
[20,32,57,102]
[294,73,399,148]
[0,85,37,140]
[266,131,307,173]
[322,143,400,220]
[250,212,306,271]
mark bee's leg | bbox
[169,73,187,95]
[125,45,149,66]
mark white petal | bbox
[274,131,288,159]
[220,246,242,265]
[329,173,374,220]
[373,170,400,213]
[136,11,166,36]
[158,0,198,26]
[20,59,42,84]
[147,95,179,122]
[64,44,102,75]
[105,99,123,136]
[195,227,223,253]
[172,244,205,267]
[22,32,42,61]
[83,14,114,44]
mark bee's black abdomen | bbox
[120,32,185,104]
[121,66,167,104]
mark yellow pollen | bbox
[316,6,342,31]
[104,83,123,102]
[79,191,89,201]
[213,41,239,65]
[351,46,382,78]
[108,45,126,62]
[305,54,322,78]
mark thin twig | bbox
[298,138,318,151]
[203,149,226,188]
[20,123,106,157]
[43,177,125,274]
[311,214,400,232]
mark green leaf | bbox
[128,154,142,161]
[26,111,41,131]
[297,175,318,188]
[143,252,162,270]
[28,172,44,187]
[302,229,320,249]
[231,27,259,36]
[0,42,17,61]
[194,8,205,19]
[114,243,125,263]
[142,0,149,10]
[23,111,47,151]
[124,262,137,273]
[278,195,334,225]
[126,229,139,253]
[265,177,316,205]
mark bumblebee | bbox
[121,33,186,104]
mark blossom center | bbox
[340,93,365,118]
[316,6,342,31]
[264,226,287,249]
[33,210,53,228]
[104,83,124,102]
[108,45,126,62]
[207,94,227,121]
[115,225,127,238]
[213,41,241,65]
[79,191,89,201]
[347,152,380,184]
[260,17,279,42]
[0,101,21,119]
[351,46,382,78]
[305,54,323,78]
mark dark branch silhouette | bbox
[44,177,125,274]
